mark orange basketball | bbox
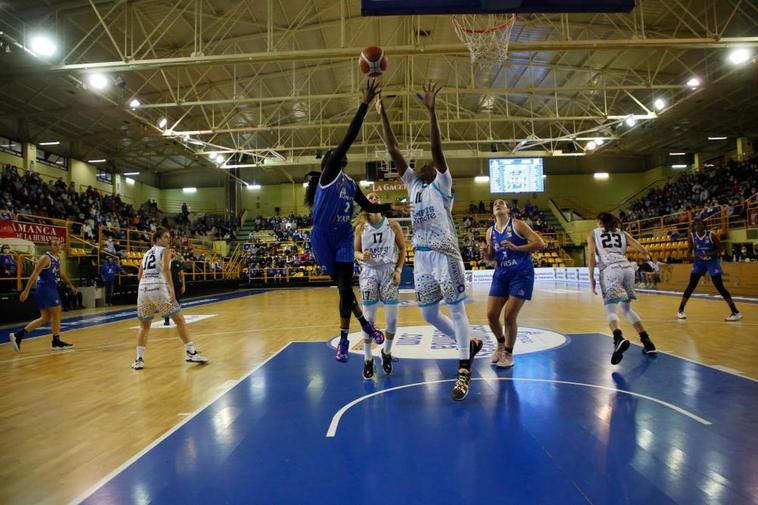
[358,46,388,77]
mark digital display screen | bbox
[489,158,544,193]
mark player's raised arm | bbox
[375,97,409,178]
[418,82,448,174]
[321,79,381,186]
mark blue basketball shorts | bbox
[489,267,535,300]
[692,258,722,277]
[311,225,354,277]
[34,284,61,310]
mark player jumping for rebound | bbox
[677,218,741,321]
[588,213,657,365]
[132,228,208,369]
[354,192,406,379]
[304,78,406,363]
[481,199,545,368]
[377,82,482,401]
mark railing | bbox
[622,194,758,238]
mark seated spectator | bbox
[0,244,17,277]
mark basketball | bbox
[359,46,387,77]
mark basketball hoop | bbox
[452,14,517,66]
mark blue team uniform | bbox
[35,252,62,309]
[310,172,357,276]
[691,231,722,277]
[489,218,535,300]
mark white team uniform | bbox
[137,245,181,320]
[359,217,400,305]
[593,227,636,304]
[401,167,466,306]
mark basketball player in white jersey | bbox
[377,83,483,401]
[354,192,406,379]
[132,227,208,369]
[588,212,657,365]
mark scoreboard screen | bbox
[489,158,544,193]
[361,0,635,16]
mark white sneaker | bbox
[132,357,144,370]
[496,351,514,369]
[677,311,687,320]
[186,350,209,364]
[491,344,505,364]
[725,312,742,322]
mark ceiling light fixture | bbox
[686,77,701,89]
[158,117,168,128]
[728,48,750,65]
[593,172,609,180]
[653,98,666,110]
[87,73,109,90]
[29,34,57,57]
[39,141,60,146]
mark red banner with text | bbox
[0,220,68,244]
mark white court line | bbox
[67,342,293,505]
[326,377,712,437]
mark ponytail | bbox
[597,212,620,233]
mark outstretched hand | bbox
[391,202,411,214]
[362,78,382,105]
[416,81,442,111]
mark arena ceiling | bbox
[0,0,757,187]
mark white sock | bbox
[384,335,394,354]
[363,340,372,361]
[185,342,195,354]
[136,346,145,359]
[448,303,472,360]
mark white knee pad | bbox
[620,302,641,325]
[604,303,620,324]
[384,304,398,334]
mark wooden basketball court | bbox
[1,283,756,504]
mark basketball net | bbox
[452,14,517,67]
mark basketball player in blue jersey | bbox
[304,79,406,363]
[677,218,741,321]
[10,238,76,352]
[480,199,545,368]
[354,192,406,378]
[377,82,483,401]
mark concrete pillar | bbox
[693,152,702,171]
[736,137,753,161]
[22,143,36,172]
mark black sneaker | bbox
[451,369,472,401]
[52,338,74,351]
[163,318,170,326]
[640,335,657,355]
[469,337,483,360]
[610,337,630,365]
[10,332,22,353]
[363,359,375,380]
[381,350,392,375]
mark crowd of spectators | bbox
[464,199,555,234]
[620,156,758,226]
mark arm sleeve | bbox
[354,186,392,214]
[320,103,369,186]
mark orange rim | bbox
[452,13,517,35]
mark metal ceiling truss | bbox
[0,0,756,181]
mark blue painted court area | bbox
[77,333,758,505]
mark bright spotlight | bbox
[625,116,637,127]
[129,98,141,108]
[29,34,57,57]
[654,98,665,110]
[686,77,701,89]
[595,139,605,146]
[158,117,168,128]
[728,48,750,65]
[246,184,262,190]
[87,73,109,90]
[586,141,597,151]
